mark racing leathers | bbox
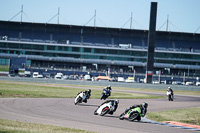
[77,90,91,103]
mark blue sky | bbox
[1,0,200,33]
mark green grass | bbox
[0,81,163,99]
[114,87,200,96]
[147,107,200,125]
[0,119,95,133]
[0,65,9,72]
[62,84,200,96]
[109,92,162,99]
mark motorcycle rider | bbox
[77,89,91,103]
[106,85,112,91]
[167,87,174,99]
[104,85,112,96]
[85,89,91,99]
[99,99,119,115]
[124,102,148,121]
[101,85,112,100]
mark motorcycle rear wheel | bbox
[128,112,139,121]
[168,95,173,101]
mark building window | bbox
[47,46,55,50]
[72,47,80,52]
[84,48,91,53]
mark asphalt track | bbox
[0,77,200,133]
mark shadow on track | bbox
[119,119,149,124]
[76,103,99,107]
[103,115,120,119]
[103,115,151,123]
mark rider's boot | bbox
[137,116,141,121]
[83,99,87,103]
[109,111,113,115]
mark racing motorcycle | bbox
[94,102,115,116]
[100,89,111,100]
[119,107,142,121]
[74,92,87,105]
[167,91,173,101]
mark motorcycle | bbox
[100,89,111,100]
[119,107,142,121]
[167,91,173,101]
[94,102,115,116]
[74,92,87,105]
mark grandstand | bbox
[0,20,200,81]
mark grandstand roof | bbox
[0,20,200,41]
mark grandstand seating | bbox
[1,21,200,80]
[0,20,199,52]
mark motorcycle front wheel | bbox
[74,97,81,105]
[94,108,98,115]
[100,107,109,116]
[119,113,124,120]
[100,94,105,100]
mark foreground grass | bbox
[0,119,95,133]
[0,81,163,99]
[147,107,200,126]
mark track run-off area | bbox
[0,77,200,133]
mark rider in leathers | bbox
[125,102,148,121]
[103,85,112,96]
[77,89,91,103]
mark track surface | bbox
[0,77,200,133]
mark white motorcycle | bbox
[74,92,87,105]
[94,101,116,116]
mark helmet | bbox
[142,102,148,108]
[168,87,171,89]
[88,89,91,93]
[107,85,111,90]
[115,99,119,104]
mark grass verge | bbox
[113,86,200,96]
[44,82,200,96]
[147,107,200,126]
[0,81,163,99]
[0,119,95,133]
[0,65,9,72]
